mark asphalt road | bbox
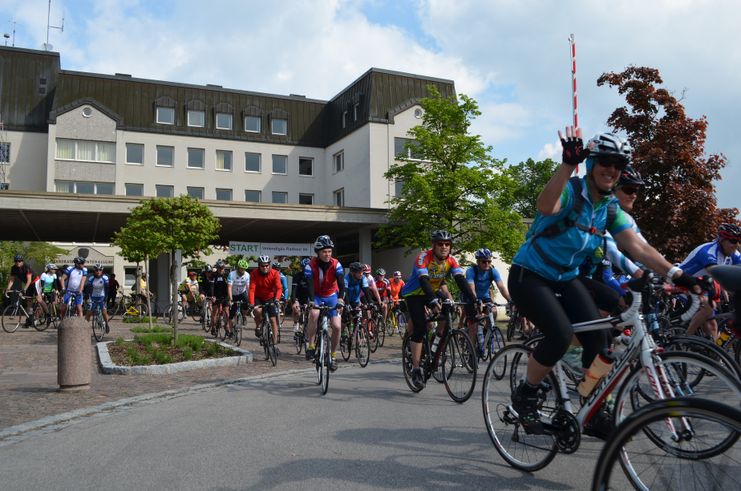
[0,362,616,490]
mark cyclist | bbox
[32,263,60,323]
[273,261,289,323]
[60,257,89,318]
[84,264,110,333]
[679,223,741,339]
[107,273,120,310]
[198,265,216,328]
[290,258,311,333]
[209,260,230,335]
[5,254,35,327]
[388,271,406,335]
[507,127,698,436]
[227,259,250,333]
[464,248,512,357]
[374,268,391,324]
[345,262,374,308]
[304,235,346,371]
[249,256,283,352]
[362,264,383,339]
[179,271,199,310]
[400,230,478,390]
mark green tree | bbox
[376,86,525,262]
[598,66,738,260]
[1,241,66,294]
[113,196,221,341]
[500,158,560,218]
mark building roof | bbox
[0,46,456,147]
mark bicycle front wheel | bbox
[33,305,49,332]
[92,313,105,341]
[402,335,423,393]
[592,397,741,491]
[367,318,379,353]
[320,330,330,394]
[376,316,386,347]
[481,344,561,472]
[355,325,370,368]
[267,325,277,367]
[233,313,243,347]
[1,304,23,333]
[442,330,477,403]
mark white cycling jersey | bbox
[228,270,250,296]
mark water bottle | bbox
[646,312,660,334]
[716,328,731,347]
[430,334,441,354]
[577,352,614,397]
[477,325,485,349]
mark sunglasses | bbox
[595,159,627,171]
[728,239,739,245]
[478,259,492,263]
[435,241,452,248]
[619,186,640,196]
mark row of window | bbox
[156,107,287,135]
[54,180,345,206]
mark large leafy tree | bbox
[598,66,738,261]
[113,196,221,340]
[376,86,525,262]
[1,241,66,293]
[500,158,560,219]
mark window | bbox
[56,139,115,163]
[342,111,347,128]
[156,107,175,125]
[187,186,204,199]
[333,188,344,207]
[216,150,232,171]
[272,154,287,174]
[395,180,405,197]
[333,151,344,173]
[156,185,174,198]
[215,112,233,130]
[125,183,144,196]
[298,193,313,205]
[298,157,313,176]
[244,115,261,133]
[126,143,144,164]
[272,191,287,204]
[156,145,174,167]
[187,148,205,169]
[124,267,137,288]
[216,188,232,201]
[55,180,114,195]
[244,152,261,172]
[244,190,261,202]
[353,102,359,121]
[0,142,9,163]
[187,110,205,128]
[394,137,423,160]
[271,118,287,135]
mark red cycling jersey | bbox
[248,269,283,304]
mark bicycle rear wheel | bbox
[33,305,49,332]
[340,327,352,361]
[481,344,561,472]
[402,335,424,393]
[487,325,506,360]
[396,311,407,335]
[592,397,741,491]
[92,312,105,341]
[355,325,370,368]
[108,298,124,320]
[376,316,386,347]
[233,313,243,347]
[265,320,277,367]
[1,304,23,333]
[367,318,379,353]
[442,329,477,403]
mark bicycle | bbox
[2,291,46,333]
[311,305,333,395]
[226,300,245,347]
[402,298,478,403]
[482,274,741,472]
[505,302,534,341]
[200,297,213,333]
[254,300,280,367]
[120,295,150,321]
[63,291,83,318]
[339,305,370,367]
[293,303,309,355]
[90,300,107,342]
[476,301,507,362]
[365,303,384,352]
[41,292,62,329]
[591,397,741,491]
[162,301,186,324]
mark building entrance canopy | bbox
[57,246,114,267]
[0,191,387,246]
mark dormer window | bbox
[215,112,233,130]
[156,107,175,125]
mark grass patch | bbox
[123,316,157,324]
[107,334,237,367]
[130,325,172,334]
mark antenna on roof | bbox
[44,0,64,51]
[3,20,15,47]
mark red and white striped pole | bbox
[568,33,579,172]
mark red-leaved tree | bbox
[598,66,738,262]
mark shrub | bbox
[182,347,193,360]
[123,315,157,324]
[114,336,125,346]
[130,325,171,334]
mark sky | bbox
[1,0,737,210]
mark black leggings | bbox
[402,292,447,343]
[508,265,610,368]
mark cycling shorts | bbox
[313,292,340,318]
[402,291,447,343]
[90,296,107,312]
[63,291,83,306]
[254,297,280,318]
[230,292,248,319]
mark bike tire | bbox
[442,329,477,404]
[340,328,352,361]
[320,330,330,394]
[396,311,407,336]
[33,305,49,332]
[92,312,105,342]
[108,298,124,320]
[267,322,277,367]
[233,312,243,347]
[1,304,23,333]
[294,330,304,354]
[367,318,379,353]
[591,397,741,491]
[663,335,740,381]
[481,344,560,472]
[355,325,370,368]
[376,316,386,347]
[402,335,424,393]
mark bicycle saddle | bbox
[710,265,741,292]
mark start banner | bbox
[228,242,312,256]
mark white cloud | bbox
[538,140,561,161]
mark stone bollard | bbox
[58,317,91,391]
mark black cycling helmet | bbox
[718,223,741,241]
[313,235,334,252]
[13,254,23,262]
[430,230,453,243]
[203,265,213,273]
[617,165,645,187]
[271,262,280,270]
[214,259,226,269]
[74,256,86,265]
[349,262,364,273]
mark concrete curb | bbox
[96,339,253,375]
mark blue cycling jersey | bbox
[679,241,741,277]
[465,265,501,300]
[344,274,369,304]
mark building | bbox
[0,46,470,307]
